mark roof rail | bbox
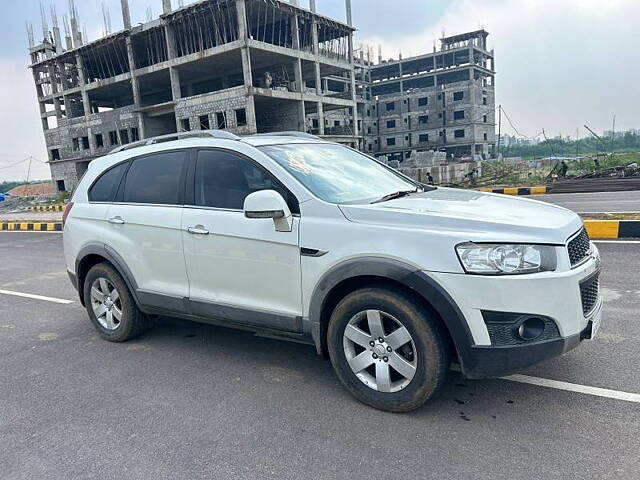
[109,130,240,154]
[252,131,321,140]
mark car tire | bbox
[327,286,450,412]
[83,263,148,342]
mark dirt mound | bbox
[7,183,55,197]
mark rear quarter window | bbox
[88,162,128,202]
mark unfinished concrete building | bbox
[29,0,359,191]
[360,30,495,162]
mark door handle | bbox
[187,226,210,235]
[108,216,125,225]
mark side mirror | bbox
[243,190,293,232]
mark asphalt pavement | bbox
[0,232,639,479]
[535,189,640,213]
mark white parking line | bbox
[502,374,640,404]
[0,289,74,304]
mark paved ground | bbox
[535,190,640,213]
[0,212,62,221]
[1,233,639,479]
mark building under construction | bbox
[28,1,494,191]
[360,29,496,162]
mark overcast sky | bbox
[1,0,638,181]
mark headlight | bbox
[455,243,557,275]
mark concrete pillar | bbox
[292,15,301,50]
[121,0,132,30]
[240,48,253,88]
[169,68,181,100]
[75,53,91,117]
[162,0,172,14]
[309,0,316,12]
[236,0,253,88]
[53,26,63,52]
[236,0,248,40]
[245,95,257,134]
[345,0,353,26]
[316,102,324,135]
[293,58,303,93]
[297,100,306,132]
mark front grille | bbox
[567,228,591,266]
[580,273,600,315]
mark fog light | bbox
[516,317,545,341]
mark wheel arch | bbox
[309,257,475,372]
[75,243,140,307]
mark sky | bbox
[1,0,638,181]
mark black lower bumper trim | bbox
[461,333,582,379]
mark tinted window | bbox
[89,162,127,202]
[122,151,187,205]
[194,150,297,212]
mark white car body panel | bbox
[181,207,302,318]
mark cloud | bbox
[356,0,640,138]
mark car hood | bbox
[338,187,583,244]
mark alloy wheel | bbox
[90,277,123,331]
[342,309,417,393]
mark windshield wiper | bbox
[371,187,421,204]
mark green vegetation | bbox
[502,131,640,158]
[0,181,28,194]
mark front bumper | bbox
[429,250,603,378]
[462,298,603,378]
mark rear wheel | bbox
[327,286,450,412]
[83,263,148,342]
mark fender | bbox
[75,243,141,307]
[308,256,476,373]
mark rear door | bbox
[105,150,190,305]
[181,148,303,332]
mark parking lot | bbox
[1,232,639,479]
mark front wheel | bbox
[327,286,450,412]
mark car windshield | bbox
[259,143,418,204]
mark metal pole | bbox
[25,156,33,184]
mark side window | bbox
[122,151,187,205]
[88,162,128,202]
[194,150,298,213]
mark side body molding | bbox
[307,257,476,373]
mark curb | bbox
[584,220,640,239]
[1,222,62,232]
[26,205,66,212]
[479,186,548,195]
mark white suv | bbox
[63,130,603,412]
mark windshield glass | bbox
[259,143,417,204]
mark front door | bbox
[182,149,302,332]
